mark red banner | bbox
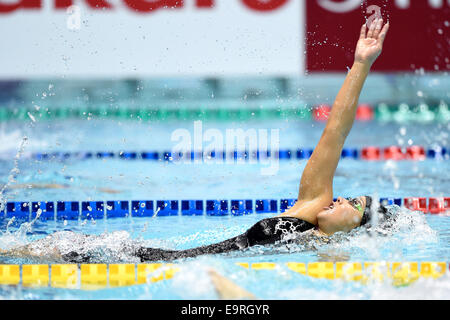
[306,0,449,72]
[0,0,289,13]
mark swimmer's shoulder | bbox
[277,197,330,226]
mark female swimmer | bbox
[1,18,391,263]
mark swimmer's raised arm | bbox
[281,18,389,224]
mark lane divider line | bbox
[1,102,449,123]
[2,197,449,221]
[0,262,447,289]
[25,145,449,162]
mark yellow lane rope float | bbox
[0,262,447,290]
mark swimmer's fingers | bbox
[366,18,378,38]
[372,18,384,39]
[378,21,390,45]
[359,24,367,40]
[366,19,377,39]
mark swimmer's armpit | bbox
[208,269,257,300]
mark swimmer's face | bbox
[317,196,366,235]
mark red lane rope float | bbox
[361,146,381,160]
[356,104,375,121]
[362,146,440,161]
[428,197,450,214]
[383,146,405,160]
[406,146,426,160]
[313,104,331,121]
[404,197,428,213]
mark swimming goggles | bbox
[347,198,364,217]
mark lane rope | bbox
[2,197,449,220]
[1,102,449,122]
[25,145,449,162]
[0,262,447,289]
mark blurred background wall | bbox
[0,0,448,105]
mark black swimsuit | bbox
[61,217,315,263]
[134,217,315,262]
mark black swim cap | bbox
[361,196,389,226]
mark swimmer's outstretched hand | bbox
[355,18,389,67]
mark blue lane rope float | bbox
[26,146,449,162]
[0,262,448,289]
[1,197,448,221]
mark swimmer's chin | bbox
[316,210,338,236]
[304,209,331,236]
[316,208,332,220]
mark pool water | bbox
[0,118,449,299]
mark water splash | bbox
[0,229,145,264]
[0,128,24,154]
[0,136,28,212]
[314,205,438,261]
[0,204,439,265]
